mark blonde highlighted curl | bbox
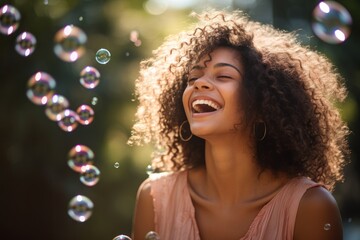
[128,9,350,191]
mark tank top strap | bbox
[242,177,323,240]
[149,171,200,240]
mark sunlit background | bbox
[0,0,359,239]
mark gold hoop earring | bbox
[179,120,192,142]
[254,121,267,141]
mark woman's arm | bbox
[132,178,155,240]
[294,186,343,240]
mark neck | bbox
[200,134,278,205]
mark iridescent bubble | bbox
[68,195,94,222]
[95,48,111,64]
[80,165,100,187]
[15,32,37,57]
[68,145,94,172]
[324,223,331,231]
[114,162,120,168]
[76,104,94,125]
[312,1,352,44]
[26,72,56,105]
[54,25,87,62]
[145,231,160,240]
[58,109,79,132]
[112,235,132,240]
[0,5,21,35]
[80,66,100,89]
[91,97,98,106]
[146,165,153,175]
[45,94,69,121]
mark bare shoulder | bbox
[294,186,343,240]
[137,177,153,198]
[132,178,155,240]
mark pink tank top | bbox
[149,171,322,240]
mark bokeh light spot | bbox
[144,0,168,15]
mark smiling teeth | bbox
[192,99,221,111]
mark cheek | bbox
[182,88,191,112]
[226,88,244,119]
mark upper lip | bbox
[189,96,223,113]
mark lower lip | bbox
[191,110,220,118]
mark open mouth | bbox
[192,99,221,113]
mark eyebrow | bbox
[190,62,243,76]
[214,63,242,75]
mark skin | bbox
[132,47,343,240]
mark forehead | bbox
[195,47,243,69]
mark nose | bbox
[193,76,213,91]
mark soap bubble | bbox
[112,235,132,240]
[95,48,111,64]
[68,145,95,172]
[76,104,94,125]
[0,5,21,35]
[145,231,160,240]
[312,1,352,44]
[146,165,154,175]
[54,25,87,62]
[45,94,69,121]
[114,162,120,168]
[15,32,37,57]
[68,195,94,222]
[324,223,331,231]
[58,109,79,132]
[91,97,98,106]
[26,72,56,105]
[80,66,100,89]
[80,165,100,187]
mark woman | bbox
[129,9,349,240]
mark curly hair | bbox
[128,9,350,190]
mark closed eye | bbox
[217,75,233,80]
[187,77,198,85]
